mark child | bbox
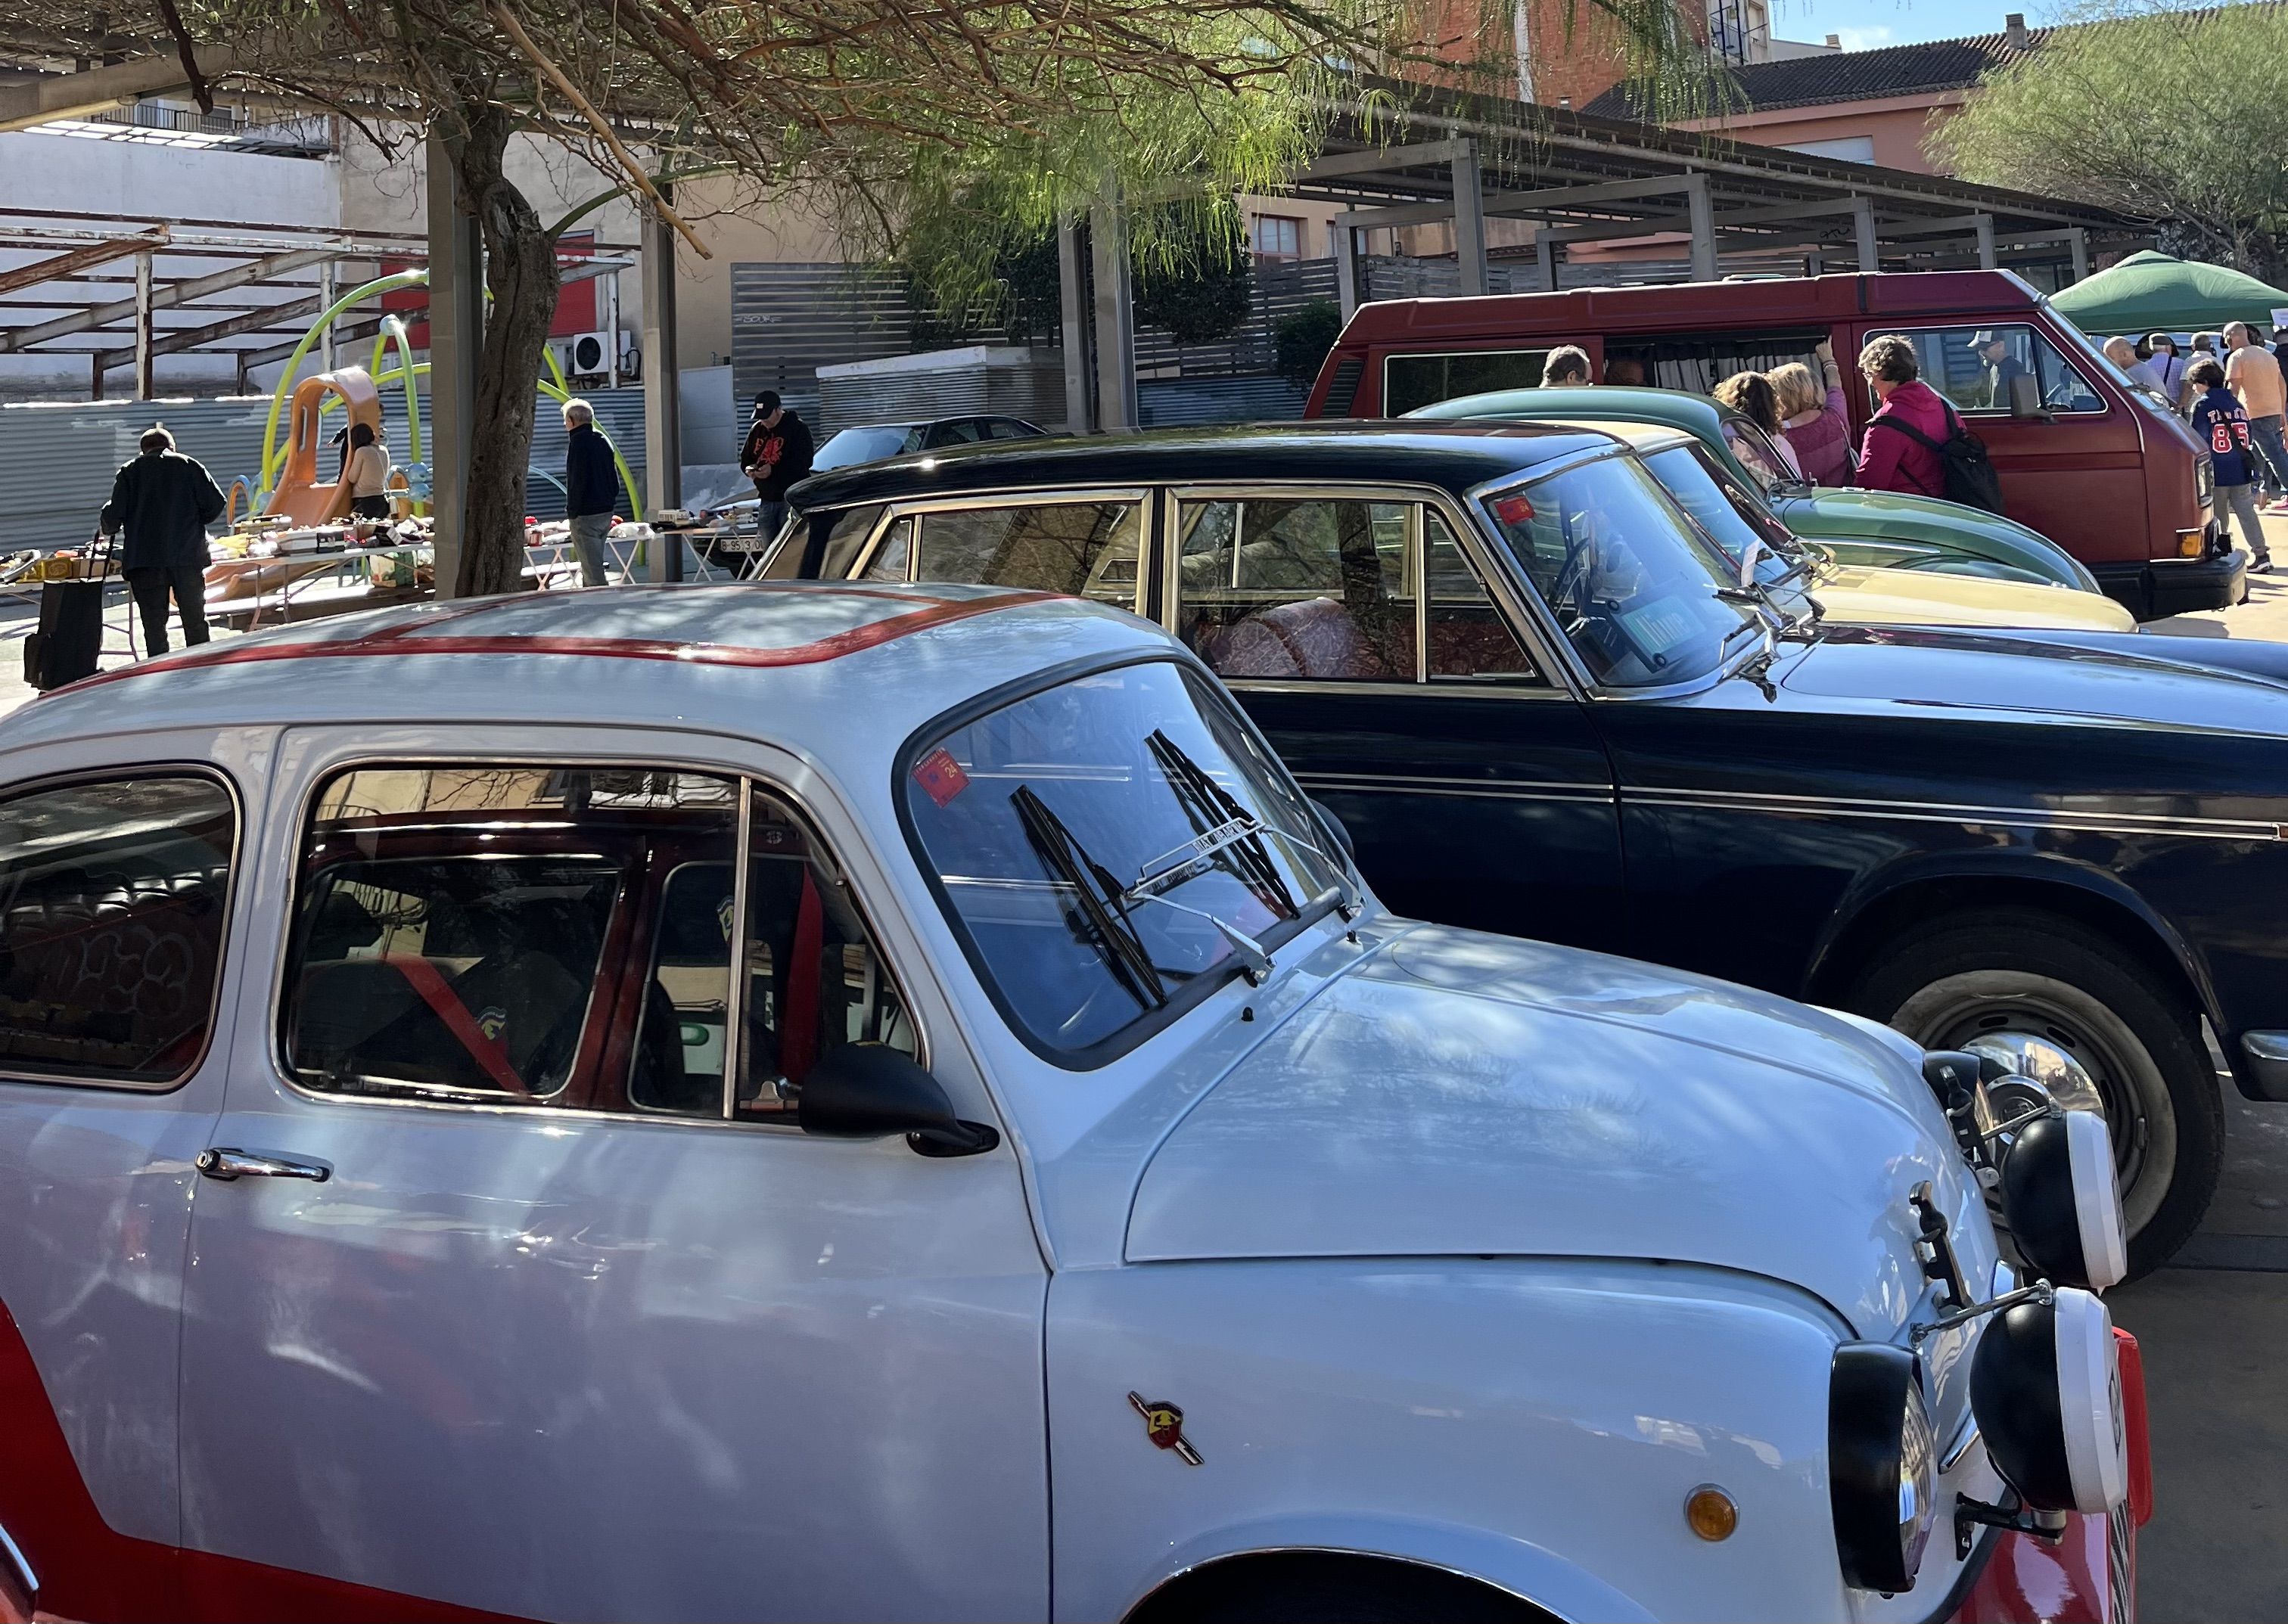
[2190,357,2272,571]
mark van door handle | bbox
[196,1147,331,1183]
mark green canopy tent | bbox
[2050,249,2288,336]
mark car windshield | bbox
[812,426,918,472]
[1478,451,1762,689]
[1718,414,1798,497]
[905,660,1350,1060]
[1643,442,1820,619]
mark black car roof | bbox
[788,421,1619,509]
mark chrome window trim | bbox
[0,1514,35,1607]
[0,763,243,1096]
[267,754,928,1133]
[619,854,741,1120]
[855,487,1155,615]
[1160,480,1571,697]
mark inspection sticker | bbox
[913,748,971,807]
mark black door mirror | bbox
[796,1043,998,1157]
[1307,796,1356,864]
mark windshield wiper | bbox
[1011,785,1168,1012]
[1146,731,1364,920]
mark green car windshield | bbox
[1478,452,1761,690]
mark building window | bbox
[1251,216,1304,262]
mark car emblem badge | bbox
[1128,1391,1203,1465]
[477,1006,509,1042]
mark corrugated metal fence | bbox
[0,388,651,552]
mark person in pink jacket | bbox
[1770,342,1854,486]
[1854,333,1951,498]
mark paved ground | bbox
[0,555,2283,1616]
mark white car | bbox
[0,585,2140,1623]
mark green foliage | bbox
[1933,0,2288,280]
[1274,299,1345,389]
[1133,203,1254,344]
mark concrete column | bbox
[319,260,336,372]
[132,250,154,399]
[424,134,483,598]
[2067,228,2090,283]
[1334,224,1360,318]
[1057,215,1093,433]
[1852,197,1879,272]
[1451,139,1488,297]
[1974,214,1997,270]
[640,194,682,578]
[1088,195,1136,432]
[1686,175,1718,282]
[1534,230,1558,294]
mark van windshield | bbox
[1478,451,1761,689]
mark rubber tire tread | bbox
[1845,905,2222,1281]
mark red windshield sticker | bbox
[1491,494,1535,526]
[914,748,971,808]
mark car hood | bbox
[1126,927,1985,1337]
[1776,485,2041,541]
[1810,565,2136,632]
[1780,623,2288,735]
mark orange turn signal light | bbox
[1686,1484,1739,1542]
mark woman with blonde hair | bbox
[1769,340,1853,486]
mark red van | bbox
[1304,269,2240,619]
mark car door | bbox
[176,729,1049,1623]
[0,734,263,1619]
[1165,486,1626,954]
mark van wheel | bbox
[1846,907,2221,1280]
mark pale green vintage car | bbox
[1409,385,2103,592]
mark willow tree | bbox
[6,0,1699,594]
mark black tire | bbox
[1151,1555,1548,1624]
[1846,906,2222,1280]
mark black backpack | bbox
[1870,396,2006,513]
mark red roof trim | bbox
[49,588,1058,696]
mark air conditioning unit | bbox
[565,330,614,377]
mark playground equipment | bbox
[265,366,383,525]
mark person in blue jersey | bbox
[2190,357,2272,571]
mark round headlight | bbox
[1829,1343,1938,1594]
[2000,1109,2128,1291]
[1970,1286,2128,1514]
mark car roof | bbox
[1408,385,1734,439]
[788,421,1620,511]
[2,584,1165,777]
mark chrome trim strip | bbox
[1295,771,1615,805]
[1629,785,2287,842]
[0,1515,36,1604]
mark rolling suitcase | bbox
[23,536,113,691]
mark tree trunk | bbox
[452,104,560,598]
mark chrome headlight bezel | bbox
[1829,1342,1938,1595]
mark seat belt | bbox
[384,954,531,1098]
[779,874,825,1085]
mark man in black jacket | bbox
[562,398,622,587]
[738,392,815,545]
[99,424,224,654]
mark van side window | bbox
[0,775,235,1088]
[280,766,913,1121]
[1894,324,2103,415]
[1385,350,1549,415]
[1175,497,1415,682]
[911,501,1142,604]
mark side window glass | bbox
[1384,350,1548,415]
[863,516,913,581]
[1176,497,1413,682]
[0,775,235,1087]
[760,503,884,581]
[912,501,1142,603]
[1423,511,1540,684]
[931,420,985,446]
[282,767,735,1114]
[733,796,915,1122]
[1897,324,2103,415]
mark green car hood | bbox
[1773,486,2099,592]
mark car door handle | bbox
[195,1147,331,1184]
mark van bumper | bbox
[2094,548,2249,619]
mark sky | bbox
[1765,0,2042,50]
